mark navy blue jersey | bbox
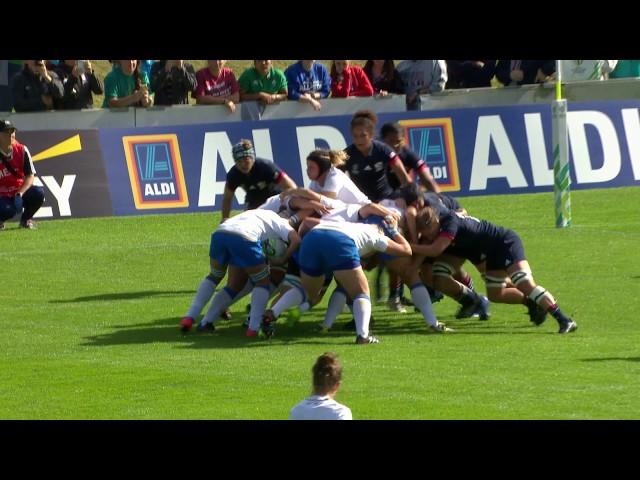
[344,140,401,202]
[437,212,525,268]
[388,146,425,189]
[226,157,284,209]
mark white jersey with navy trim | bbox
[289,395,352,420]
[257,194,283,212]
[309,166,370,206]
[313,220,389,256]
[217,209,293,243]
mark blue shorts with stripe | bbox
[209,231,265,268]
[299,229,360,277]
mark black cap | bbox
[0,119,16,134]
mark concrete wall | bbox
[3,78,639,131]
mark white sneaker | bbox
[387,297,407,314]
[429,322,454,333]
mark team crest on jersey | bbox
[399,118,460,191]
[122,134,189,209]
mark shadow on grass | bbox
[50,290,194,303]
[80,309,551,349]
[581,357,640,363]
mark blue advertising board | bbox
[95,99,640,216]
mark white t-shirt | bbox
[314,220,389,257]
[321,203,362,223]
[289,395,352,420]
[257,194,283,213]
[218,209,293,243]
[561,60,618,81]
[309,166,370,206]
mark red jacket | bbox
[331,65,374,98]
[0,142,29,196]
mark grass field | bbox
[1,186,639,419]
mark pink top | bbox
[195,67,240,98]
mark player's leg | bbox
[333,267,379,344]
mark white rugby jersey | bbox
[289,395,352,420]
[313,220,389,257]
[309,166,370,205]
[217,209,293,243]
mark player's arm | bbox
[277,172,297,191]
[221,184,235,222]
[358,202,400,221]
[380,216,412,257]
[389,155,411,186]
[404,205,419,244]
[272,230,301,266]
[411,235,452,258]
[417,165,441,193]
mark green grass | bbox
[1,187,639,419]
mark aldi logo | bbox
[400,118,461,192]
[122,134,189,209]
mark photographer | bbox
[54,60,104,109]
[0,120,45,230]
[10,60,64,112]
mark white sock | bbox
[248,285,271,331]
[299,301,311,313]
[186,277,217,319]
[202,287,235,325]
[271,287,305,318]
[323,288,347,328]
[352,294,372,338]
[411,283,437,327]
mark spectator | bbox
[150,60,197,105]
[102,60,152,108]
[0,120,45,230]
[10,60,64,112]
[495,60,555,86]
[363,60,404,97]
[284,60,331,111]
[330,60,374,98]
[446,60,496,89]
[559,60,618,82]
[238,60,288,105]
[290,352,352,420]
[54,60,104,109]
[194,60,240,112]
[610,60,640,79]
[221,139,297,221]
[396,60,447,110]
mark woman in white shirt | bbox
[306,149,371,205]
[267,216,412,344]
[290,352,352,420]
[180,209,300,335]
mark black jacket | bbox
[54,63,104,109]
[10,66,64,112]
[150,61,197,105]
[495,60,556,86]
[446,60,496,88]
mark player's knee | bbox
[249,266,270,285]
[207,267,226,284]
[510,269,532,287]
[528,285,555,306]
[432,261,454,278]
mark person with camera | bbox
[54,60,104,109]
[0,120,45,230]
[150,60,197,105]
[102,60,152,108]
[10,60,64,112]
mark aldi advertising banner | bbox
[17,100,640,219]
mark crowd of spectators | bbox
[2,60,635,113]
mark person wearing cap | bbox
[0,120,45,230]
[10,60,64,112]
[221,139,296,222]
